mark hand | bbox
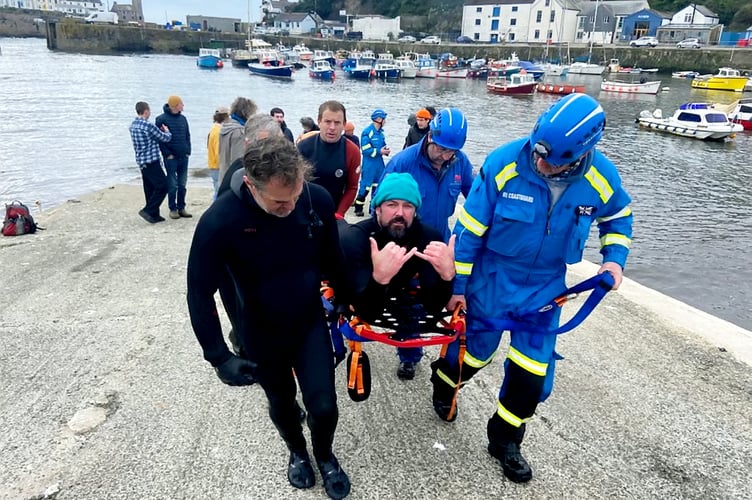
[381,146,390,156]
[447,294,465,312]
[161,124,169,132]
[214,354,257,386]
[415,234,456,281]
[598,262,623,290]
[370,237,417,285]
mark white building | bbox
[352,15,401,41]
[0,0,107,17]
[273,12,322,35]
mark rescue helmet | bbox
[371,109,387,121]
[530,93,605,166]
[429,108,467,150]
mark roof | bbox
[463,0,534,6]
[694,5,718,18]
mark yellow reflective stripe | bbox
[361,144,373,151]
[495,162,518,191]
[463,351,493,369]
[457,206,487,237]
[600,233,632,248]
[584,166,614,203]
[456,261,473,276]
[507,346,548,376]
[496,402,530,428]
[436,370,458,388]
[597,206,632,223]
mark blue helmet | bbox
[429,108,467,150]
[530,93,605,166]
[371,109,387,121]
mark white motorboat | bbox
[636,102,743,141]
[394,58,417,78]
[601,78,661,95]
[568,61,606,75]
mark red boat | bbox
[487,71,537,95]
[536,82,586,95]
[728,98,752,130]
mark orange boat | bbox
[536,82,586,95]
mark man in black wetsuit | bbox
[297,100,361,220]
[339,172,456,380]
[187,135,351,500]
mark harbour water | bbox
[1,37,751,331]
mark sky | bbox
[137,0,264,24]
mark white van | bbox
[85,12,118,25]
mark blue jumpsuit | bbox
[438,137,632,433]
[378,138,474,241]
[356,123,388,206]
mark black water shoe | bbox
[317,454,351,499]
[288,449,315,489]
[397,361,416,380]
[487,441,533,483]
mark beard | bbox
[384,216,408,240]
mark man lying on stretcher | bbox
[338,173,456,380]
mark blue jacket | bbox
[379,137,474,241]
[453,137,632,310]
[155,103,191,158]
[360,123,387,168]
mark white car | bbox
[398,35,416,43]
[676,38,702,49]
[630,36,658,47]
[420,36,441,45]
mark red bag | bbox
[2,201,38,236]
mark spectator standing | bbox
[129,101,171,223]
[218,97,257,185]
[207,106,229,200]
[271,107,295,142]
[297,116,320,143]
[403,108,432,149]
[343,121,359,148]
[155,95,192,219]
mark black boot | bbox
[287,448,315,489]
[317,453,351,500]
[487,415,532,483]
[353,195,367,217]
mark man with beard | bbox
[339,173,455,380]
[187,135,352,500]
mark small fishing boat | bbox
[568,61,605,75]
[230,49,251,68]
[487,71,537,95]
[636,102,743,141]
[197,48,223,69]
[716,98,752,130]
[601,78,661,95]
[536,82,586,95]
[394,58,417,78]
[691,67,748,92]
[309,59,335,80]
[249,60,293,79]
[672,71,700,79]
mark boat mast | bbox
[588,0,599,64]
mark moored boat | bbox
[636,102,743,140]
[691,67,748,92]
[230,49,251,68]
[309,59,335,80]
[487,71,537,95]
[249,61,293,79]
[568,61,605,75]
[726,98,752,130]
[536,82,586,95]
[672,70,700,79]
[197,48,223,69]
[394,58,417,78]
[601,78,661,95]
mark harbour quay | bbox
[43,20,752,74]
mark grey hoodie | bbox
[218,119,245,184]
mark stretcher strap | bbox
[338,307,465,347]
[347,341,363,394]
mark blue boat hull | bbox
[249,64,293,79]
[197,56,223,69]
[309,69,335,80]
[345,68,401,80]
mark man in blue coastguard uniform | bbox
[353,109,390,216]
[378,108,474,241]
[430,93,633,483]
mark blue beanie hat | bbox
[372,173,422,210]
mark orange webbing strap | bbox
[446,304,466,422]
[347,340,364,395]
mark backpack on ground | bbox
[2,201,38,236]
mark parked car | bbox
[346,31,363,40]
[398,35,416,43]
[85,11,118,24]
[630,36,658,47]
[456,35,474,43]
[676,38,702,49]
[420,35,441,45]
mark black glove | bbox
[214,354,258,386]
[327,301,352,323]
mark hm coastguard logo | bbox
[502,192,534,203]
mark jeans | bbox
[209,169,219,200]
[139,161,167,217]
[164,155,189,211]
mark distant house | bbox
[352,15,401,41]
[260,0,299,18]
[273,12,323,35]
[620,8,670,41]
[54,0,106,18]
[111,0,144,25]
[656,4,723,45]
[185,15,243,33]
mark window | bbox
[510,18,516,26]
[509,33,515,41]
[534,30,540,39]
[536,11,542,23]
[547,30,553,39]
[604,16,610,23]
[550,11,555,23]
[545,0,550,5]
[476,7,482,13]
[474,33,480,41]
[683,13,692,23]
[475,18,481,25]
[512,6,518,12]
[492,7,500,16]
[491,19,499,30]
[576,31,584,40]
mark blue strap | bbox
[476,273,615,336]
[322,295,347,363]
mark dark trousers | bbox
[140,161,167,217]
[164,155,189,211]
[252,319,338,461]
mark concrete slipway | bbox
[0,185,750,500]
